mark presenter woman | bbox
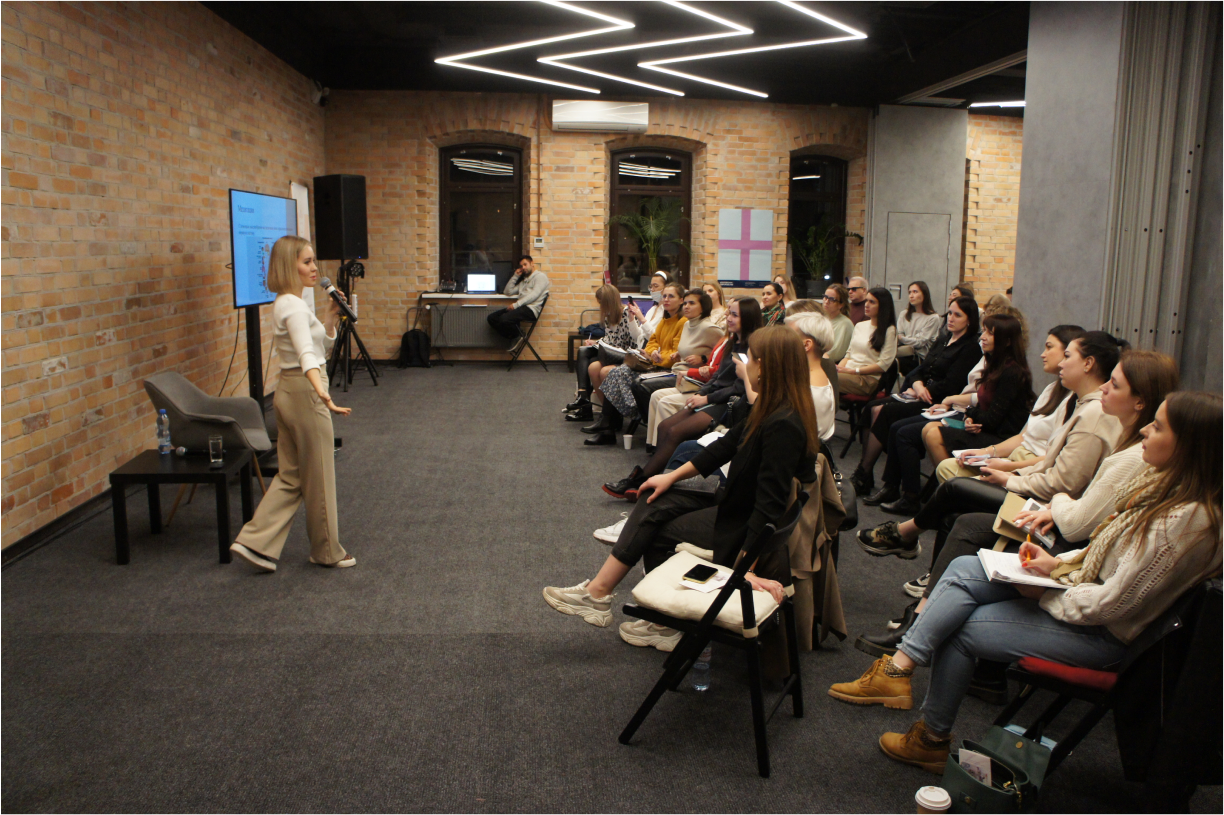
[230,236,355,572]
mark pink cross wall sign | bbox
[717,207,774,283]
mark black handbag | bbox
[942,726,1050,813]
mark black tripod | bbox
[327,260,379,391]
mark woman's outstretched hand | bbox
[639,474,673,503]
[746,573,785,604]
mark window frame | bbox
[608,149,693,291]
[787,154,849,288]
[439,144,524,286]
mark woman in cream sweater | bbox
[231,236,355,573]
[829,390,1221,773]
[836,287,898,397]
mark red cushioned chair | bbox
[991,582,1212,778]
[837,360,899,458]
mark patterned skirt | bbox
[599,364,641,419]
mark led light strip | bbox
[969,101,1026,108]
[435,1,634,94]
[539,1,753,97]
[792,174,822,180]
[640,3,867,99]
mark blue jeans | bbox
[898,556,1127,735]
[667,440,727,487]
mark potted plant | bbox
[790,217,864,293]
[609,196,690,274]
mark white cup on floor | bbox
[622,434,633,450]
[915,786,951,813]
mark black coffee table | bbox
[109,449,254,565]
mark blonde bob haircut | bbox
[266,235,313,295]
[785,310,835,356]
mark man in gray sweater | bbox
[487,254,550,352]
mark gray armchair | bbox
[143,372,271,500]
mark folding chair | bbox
[507,293,549,371]
[991,580,1217,778]
[838,360,899,458]
[618,493,808,778]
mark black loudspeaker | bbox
[313,174,368,260]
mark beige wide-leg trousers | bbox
[234,369,347,564]
[647,387,688,446]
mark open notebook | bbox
[977,548,1066,590]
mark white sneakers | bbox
[230,542,276,572]
[594,513,628,544]
[542,579,613,627]
[310,553,357,568]
[619,619,681,651]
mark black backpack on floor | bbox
[398,329,431,368]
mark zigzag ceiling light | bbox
[435,1,867,98]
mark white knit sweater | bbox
[1040,501,1220,644]
[1048,444,1147,542]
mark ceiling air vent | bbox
[552,100,649,133]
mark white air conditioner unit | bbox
[552,100,649,133]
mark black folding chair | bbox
[618,493,808,778]
[507,293,549,371]
[838,360,899,458]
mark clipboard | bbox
[992,492,1054,548]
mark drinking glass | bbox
[208,435,224,468]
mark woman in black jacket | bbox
[867,313,1034,515]
[543,326,820,652]
[602,297,762,500]
[850,296,982,495]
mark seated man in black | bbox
[487,254,550,353]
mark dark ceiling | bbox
[204,1,1028,113]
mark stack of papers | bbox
[922,405,964,421]
[953,449,991,466]
[977,548,1065,589]
[892,393,921,403]
[680,572,730,594]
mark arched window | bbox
[609,149,692,291]
[787,154,849,293]
[440,145,523,289]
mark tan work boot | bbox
[879,720,952,774]
[827,655,914,709]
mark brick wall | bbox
[960,114,1023,301]
[322,92,870,361]
[1,1,325,547]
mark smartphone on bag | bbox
[682,564,719,584]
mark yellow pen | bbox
[1023,533,1032,566]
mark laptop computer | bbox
[465,273,497,294]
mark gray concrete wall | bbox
[866,105,968,311]
[1179,28,1223,392]
[1011,2,1126,382]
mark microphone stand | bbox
[326,259,380,391]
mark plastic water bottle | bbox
[157,409,172,454]
[691,645,712,692]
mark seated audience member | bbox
[544,326,821,651]
[858,330,1127,557]
[628,288,723,422]
[784,311,837,443]
[935,283,975,344]
[773,273,799,306]
[935,325,1085,482]
[822,284,854,363]
[896,281,942,362]
[785,299,821,316]
[761,282,787,327]
[836,287,898,398]
[487,255,550,351]
[858,350,1180,657]
[983,293,1012,314]
[605,298,762,499]
[864,313,1032,515]
[828,391,1221,776]
[582,283,685,446]
[846,277,870,323]
[849,297,982,495]
[703,281,727,330]
[566,284,640,422]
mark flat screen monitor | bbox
[228,189,298,309]
[465,273,497,294]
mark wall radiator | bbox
[427,302,502,348]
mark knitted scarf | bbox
[1052,466,1162,585]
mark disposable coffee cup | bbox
[915,785,950,814]
[622,434,633,450]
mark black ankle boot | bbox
[581,415,611,434]
[603,466,644,499]
[850,466,874,495]
[855,604,919,658]
[863,483,899,506]
[565,392,592,412]
[584,431,617,446]
[881,493,921,516]
[565,403,594,422]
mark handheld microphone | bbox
[319,277,358,322]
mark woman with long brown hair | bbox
[543,326,820,652]
[566,284,640,422]
[830,391,1221,774]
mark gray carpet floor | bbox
[3,366,1220,812]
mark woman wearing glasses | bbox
[822,283,854,363]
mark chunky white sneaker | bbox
[619,619,681,651]
[594,514,628,545]
[231,542,276,572]
[310,553,356,568]
[674,542,715,561]
[542,579,613,627]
